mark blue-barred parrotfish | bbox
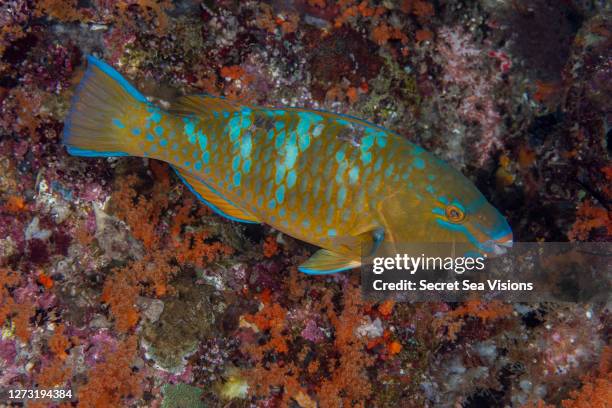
[63,56,513,274]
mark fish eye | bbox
[445,205,465,223]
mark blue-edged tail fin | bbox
[63,55,148,158]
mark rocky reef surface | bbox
[0,1,610,407]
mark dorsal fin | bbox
[169,94,241,117]
[172,166,260,224]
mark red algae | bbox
[0,0,608,406]
[78,336,143,408]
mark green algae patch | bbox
[161,383,205,408]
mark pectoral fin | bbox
[356,227,385,256]
[298,249,361,275]
[333,223,385,256]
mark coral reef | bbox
[0,0,610,407]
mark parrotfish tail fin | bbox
[63,55,149,158]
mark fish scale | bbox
[139,106,384,241]
[63,56,513,274]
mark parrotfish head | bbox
[431,189,514,257]
[378,157,513,257]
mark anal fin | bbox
[298,249,361,275]
[172,166,260,224]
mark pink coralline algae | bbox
[301,319,325,343]
[436,26,505,165]
[0,338,17,373]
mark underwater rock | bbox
[93,205,145,261]
[141,273,219,373]
[136,296,164,323]
[356,316,384,339]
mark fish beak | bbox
[493,239,513,255]
[482,233,513,256]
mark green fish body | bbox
[63,56,513,274]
